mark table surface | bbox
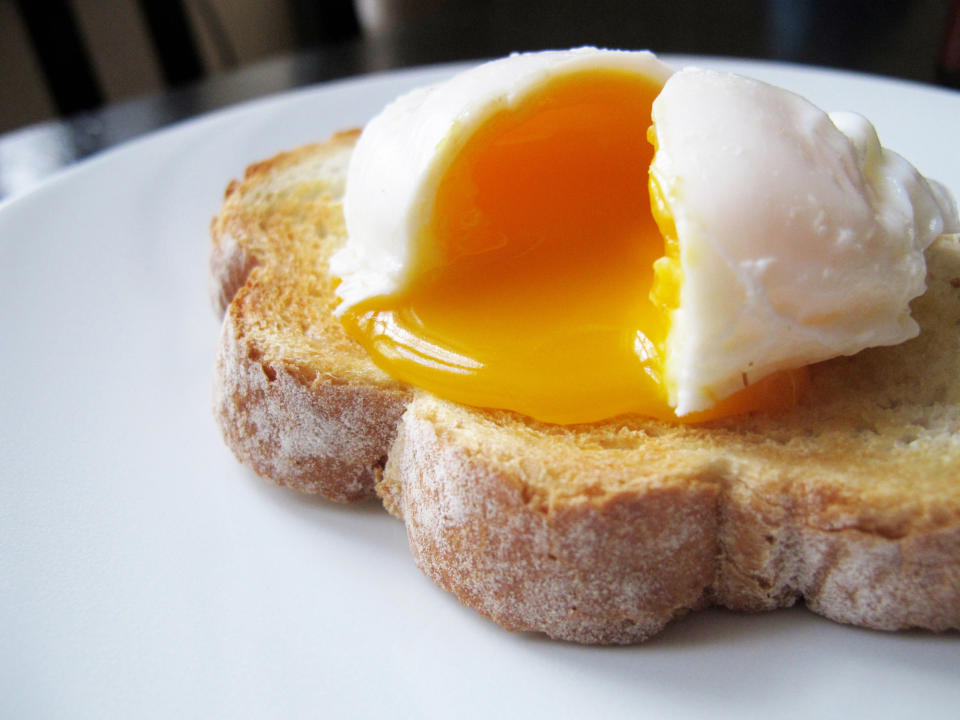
[2,1,958,202]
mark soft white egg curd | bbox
[330,48,960,425]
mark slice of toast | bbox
[211,132,960,643]
[211,131,410,501]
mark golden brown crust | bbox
[210,132,411,501]
[799,523,960,631]
[383,394,960,642]
[383,401,719,643]
[213,306,408,500]
[212,135,960,639]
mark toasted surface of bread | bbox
[211,131,410,500]
[211,133,960,642]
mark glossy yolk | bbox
[340,69,807,424]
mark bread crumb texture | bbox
[211,133,410,500]
[212,137,959,642]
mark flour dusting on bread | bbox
[210,133,959,642]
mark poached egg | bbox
[330,48,960,424]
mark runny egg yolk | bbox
[340,69,807,424]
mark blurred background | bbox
[2,0,959,199]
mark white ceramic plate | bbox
[2,57,958,719]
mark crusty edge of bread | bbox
[380,399,960,643]
[211,136,960,640]
[212,303,408,501]
[209,216,258,318]
[210,131,413,501]
[378,405,717,642]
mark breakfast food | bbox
[211,49,960,642]
[332,49,956,423]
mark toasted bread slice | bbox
[211,133,960,642]
[211,131,410,501]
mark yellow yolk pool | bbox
[339,69,807,424]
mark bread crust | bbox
[381,396,959,643]
[381,403,719,643]
[213,304,408,500]
[210,132,411,501]
[212,136,960,640]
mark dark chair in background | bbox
[14,0,361,118]
[10,0,960,127]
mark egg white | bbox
[331,49,960,418]
[331,48,673,309]
[651,68,959,414]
